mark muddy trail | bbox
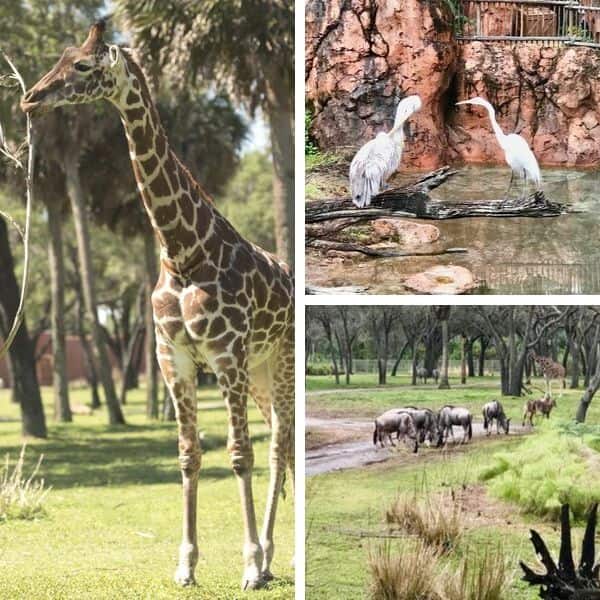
[306,415,530,476]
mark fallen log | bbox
[306,285,369,295]
[305,167,572,223]
[306,238,467,258]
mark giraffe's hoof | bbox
[174,568,196,587]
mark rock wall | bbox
[450,43,600,167]
[306,0,600,168]
[305,0,458,169]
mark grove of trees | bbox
[306,306,600,423]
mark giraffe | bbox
[530,350,566,397]
[21,22,294,591]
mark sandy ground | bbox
[306,415,530,476]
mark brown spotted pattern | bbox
[22,22,295,591]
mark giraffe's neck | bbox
[109,55,219,275]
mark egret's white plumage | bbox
[456,97,541,196]
[349,95,422,208]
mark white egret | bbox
[349,94,422,208]
[456,97,541,198]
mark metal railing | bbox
[455,0,600,46]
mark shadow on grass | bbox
[0,429,271,490]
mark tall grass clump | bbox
[443,547,512,600]
[385,491,462,552]
[368,540,442,600]
[0,445,50,522]
[368,541,512,600]
[480,428,600,520]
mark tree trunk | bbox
[143,227,159,419]
[46,202,71,422]
[3,352,18,403]
[0,218,47,437]
[266,79,293,269]
[391,342,409,377]
[570,339,580,389]
[424,332,441,375]
[75,297,101,409]
[466,338,475,377]
[438,319,450,389]
[460,336,467,385]
[119,317,143,406]
[411,344,418,386]
[576,371,600,422]
[378,358,386,385]
[500,358,509,395]
[65,161,125,425]
[478,338,487,376]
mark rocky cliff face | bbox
[450,43,600,167]
[306,0,458,169]
[306,0,600,168]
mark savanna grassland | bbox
[306,373,600,599]
[0,386,294,600]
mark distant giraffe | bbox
[530,351,566,396]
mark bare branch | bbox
[0,52,35,360]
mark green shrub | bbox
[0,445,50,522]
[305,108,319,156]
[306,363,333,376]
[479,428,600,521]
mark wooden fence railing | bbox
[455,0,600,46]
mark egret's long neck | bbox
[484,104,506,146]
[109,55,219,273]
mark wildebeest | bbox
[400,406,443,446]
[416,366,428,384]
[522,393,556,427]
[373,410,419,453]
[438,405,473,444]
[432,369,439,384]
[482,400,511,435]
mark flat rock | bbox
[404,265,478,295]
[371,218,440,246]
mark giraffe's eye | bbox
[74,62,92,73]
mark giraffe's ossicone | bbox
[21,21,295,591]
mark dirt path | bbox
[306,415,529,476]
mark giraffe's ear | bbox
[108,45,121,68]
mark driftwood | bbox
[307,238,467,258]
[520,503,600,599]
[305,166,570,224]
[306,285,369,295]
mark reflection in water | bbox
[307,166,600,294]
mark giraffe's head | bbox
[21,21,128,115]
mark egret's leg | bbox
[504,172,515,200]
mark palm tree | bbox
[116,0,294,267]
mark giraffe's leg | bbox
[255,326,294,579]
[156,336,200,587]
[212,348,264,590]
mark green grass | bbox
[306,374,600,425]
[0,386,293,599]
[306,375,600,599]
